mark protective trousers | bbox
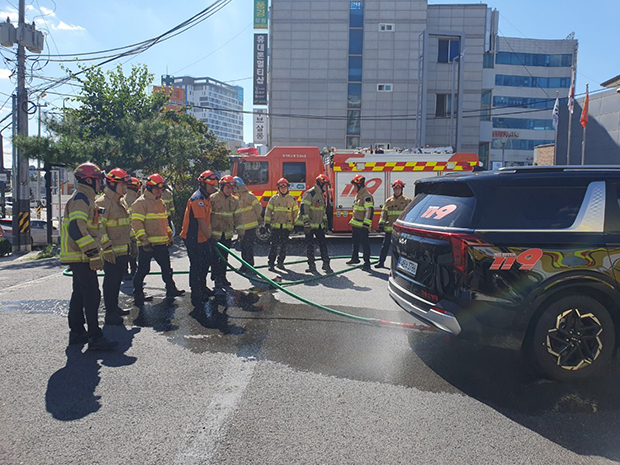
[305,228,329,267]
[103,255,129,315]
[351,227,371,265]
[240,228,257,267]
[68,262,103,340]
[133,245,176,298]
[268,228,289,266]
[184,239,211,305]
[378,232,392,265]
[212,234,232,287]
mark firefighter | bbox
[131,173,185,305]
[233,176,263,271]
[346,174,374,271]
[180,170,218,307]
[376,179,411,269]
[161,184,176,234]
[264,178,299,271]
[60,162,117,350]
[96,168,138,325]
[124,177,142,278]
[210,175,244,288]
[298,173,332,274]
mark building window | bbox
[377,84,393,92]
[496,51,573,68]
[492,138,554,151]
[480,90,492,121]
[483,52,494,69]
[478,142,490,169]
[347,110,361,135]
[435,94,455,118]
[493,96,566,110]
[379,23,394,32]
[348,83,362,108]
[438,39,460,63]
[348,56,363,82]
[493,117,555,130]
[349,29,364,55]
[350,1,363,27]
[346,136,360,149]
[283,162,306,183]
[495,75,570,88]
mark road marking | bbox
[0,272,60,296]
[174,356,256,465]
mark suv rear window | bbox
[402,183,476,228]
[477,186,586,230]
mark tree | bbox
[14,63,232,229]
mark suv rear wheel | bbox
[527,295,615,381]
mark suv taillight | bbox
[393,223,484,275]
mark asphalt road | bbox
[1,237,620,464]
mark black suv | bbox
[388,166,620,381]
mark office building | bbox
[161,75,244,143]
[268,0,577,168]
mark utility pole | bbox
[12,0,31,253]
[36,99,47,218]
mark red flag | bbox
[580,87,589,128]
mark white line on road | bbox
[173,356,257,465]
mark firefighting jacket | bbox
[350,186,374,230]
[60,183,108,263]
[131,190,172,246]
[236,185,263,231]
[210,190,244,240]
[161,188,175,219]
[265,192,299,230]
[96,187,134,256]
[296,184,327,229]
[379,194,411,232]
[124,189,139,210]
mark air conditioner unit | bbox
[0,21,16,47]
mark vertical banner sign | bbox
[254,109,268,144]
[254,0,268,30]
[253,34,267,105]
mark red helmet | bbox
[106,168,130,184]
[219,175,236,188]
[391,179,405,189]
[145,173,166,188]
[128,177,142,190]
[351,174,365,186]
[316,173,331,187]
[74,162,105,181]
[277,177,289,187]
[197,170,218,185]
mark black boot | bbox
[88,336,118,351]
[306,263,317,273]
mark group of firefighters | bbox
[60,161,411,351]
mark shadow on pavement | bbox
[409,331,620,461]
[45,326,139,421]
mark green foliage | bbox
[0,237,10,257]
[36,244,59,259]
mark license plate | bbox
[397,257,418,276]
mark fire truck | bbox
[231,146,479,239]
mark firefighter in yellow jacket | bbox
[131,173,185,305]
[60,162,117,351]
[376,179,411,269]
[346,174,374,271]
[233,176,263,270]
[297,173,332,274]
[96,168,137,324]
[123,176,142,277]
[210,175,244,288]
[264,178,299,271]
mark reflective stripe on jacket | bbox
[96,187,133,256]
[350,186,374,229]
[265,193,299,230]
[60,183,103,263]
[296,184,327,229]
[131,190,172,245]
[379,195,411,232]
[236,185,263,230]
[210,190,244,240]
[161,188,175,218]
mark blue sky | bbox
[0,0,617,168]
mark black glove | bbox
[141,243,154,253]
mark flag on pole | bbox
[580,86,589,128]
[552,97,559,130]
[568,67,576,114]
